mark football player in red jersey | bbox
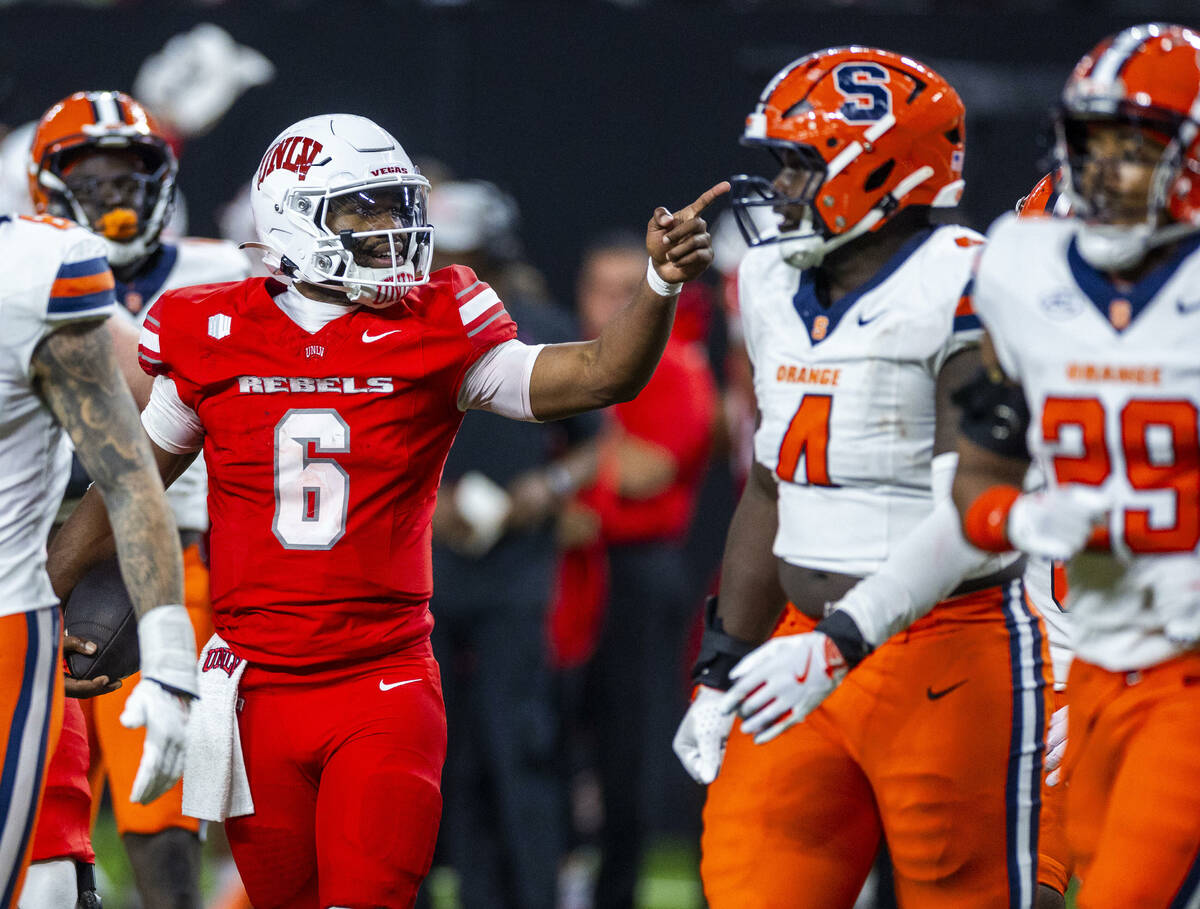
[47,112,725,909]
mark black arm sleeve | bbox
[950,368,1031,460]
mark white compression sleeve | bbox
[141,376,204,454]
[826,452,1015,649]
[456,338,544,421]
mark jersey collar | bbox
[273,284,360,334]
[115,243,178,310]
[791,227,935,345]
[1067,232,1200,333]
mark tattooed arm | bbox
[33,320,183,617]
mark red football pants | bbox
[30,697,93,864]
[1065,653,1200,908]
[225,642,447,909]
[703,583,1051,909]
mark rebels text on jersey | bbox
[137,266,516,669]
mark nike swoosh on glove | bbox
[120,677,192,804]
[720,631,847,745]
[673,686,733,784]
[1007,487,1108,560]
[1045,704,1068,787]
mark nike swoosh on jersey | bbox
[362,329,402,343]
[926,679,968,700]
[857,311,883,326]
[379,679,420,691]
[1176,299,1200,315]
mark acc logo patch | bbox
[1040,291,1084,321]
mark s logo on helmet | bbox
[833,63,892,123]
[256,135,325,188]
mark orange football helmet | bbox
[29,90,177,267]
[1056,23,1200,267]
[730,46,965,269]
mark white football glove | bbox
[1154,554,1200,647]
[673,686,733,784]
[720,632,847,744]
[1045,704,1068,787]
[120,677,191,803]
[120,604,198,804]
[1007,487,1109,560]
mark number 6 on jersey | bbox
[273,409,350,550]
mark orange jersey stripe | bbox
[50,270,115,299]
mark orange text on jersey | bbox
[776,365,840,387]
[1066,363,1162,386]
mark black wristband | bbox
[690,596,756,691]
[814,610,873,670]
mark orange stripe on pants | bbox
[0,608,64,909]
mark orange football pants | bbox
[0,607,64,909]
[702,582,1052,909]
[1064,652,1200,908]
[82,544,213,835]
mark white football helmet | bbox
[249,114,433,306]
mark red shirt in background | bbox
[582,334,717,544]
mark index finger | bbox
[673,180,731,222]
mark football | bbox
[62,557,140,682]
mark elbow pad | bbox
[951,368,1030,459]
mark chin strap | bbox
[779,165,936,270]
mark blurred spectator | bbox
[133,24,273,138]
[426,178,596,909]
[429,178,553,305]
[555,230,718,909]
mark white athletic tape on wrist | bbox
[646,258,682,297]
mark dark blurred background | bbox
[2,0,1194,303]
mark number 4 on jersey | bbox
[777,394,835,486]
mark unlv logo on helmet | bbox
[257,135,325,187]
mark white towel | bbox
[181,633,254,821]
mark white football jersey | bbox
[115,238,252,531]
[974,213,1200,671]
[0,215,115,617]
[742,225,984,575]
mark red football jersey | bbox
[139,267,516,669]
